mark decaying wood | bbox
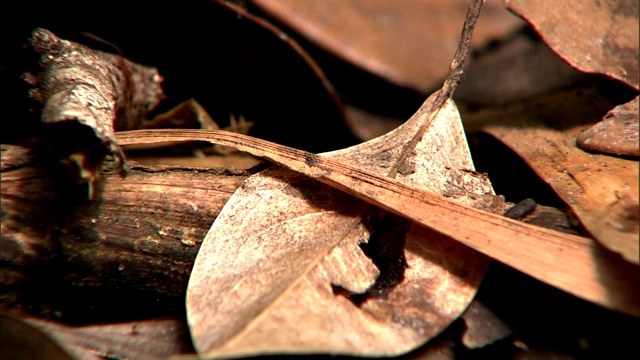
[115,128,640,317]
[23,28,165,195]
[1,144,247,299]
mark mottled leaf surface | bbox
[186,94,497,357]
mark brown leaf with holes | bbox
[185,91,498,357]
[183,4,501,355]
[506,0,639,90]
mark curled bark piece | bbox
[24,28,165,194]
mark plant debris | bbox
[24,28,165,196]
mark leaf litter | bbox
[182,2,496,356]
[7,0,640,358]
[114,1,640,356]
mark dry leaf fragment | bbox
[0,314,73,360]
[460,300,512,349]
[478,96,639,263]
[506,0,640,90]
[577,96,640,157]
[24,28,164,195]
[18,315,192,360]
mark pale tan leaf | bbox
[184,93,496,357]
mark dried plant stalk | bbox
[116,128,640,317]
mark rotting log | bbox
[1,144,248,315]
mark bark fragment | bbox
[24,28,165,195]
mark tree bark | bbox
[1,144,247,306]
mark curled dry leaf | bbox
[506,0,640,90]
[577,96,640,157]
[24,28,164,193]
[185,93,498,357]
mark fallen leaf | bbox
[0,314,72,360]
[577,96,640,157]
[178,5,502,355]
[478,93,639,264]
[177,4,507,354]
[20,315,193,360]
[506,0,640,90]
[184,92,497,357]
[460,299,512,349]
[491,1,640,160]
[252,0,523,92]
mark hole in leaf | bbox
[332,212,409,306]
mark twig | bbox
[387,0,484,178]
[116,128,640,318]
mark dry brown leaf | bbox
[459,300,512,349]
[184,92,498,357]
[0,314,72,360]
[21,316,192,360]
[506,0,640,90]
[478,98,639,264]
[252,0,523,92]
[454,31,587,106]
[577,96,640,157]
[180,4,498,355]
